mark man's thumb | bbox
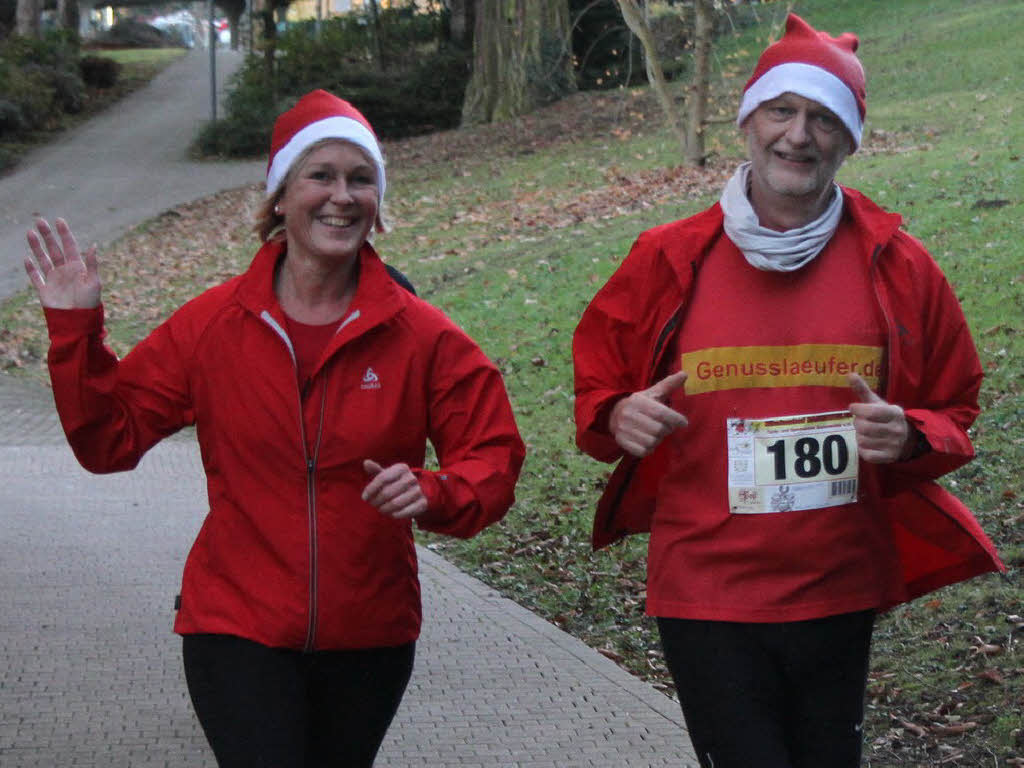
[649,370,688,400]
[848,373,882,404]
[363,459,384,477]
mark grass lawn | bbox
[94,47,186,67]
[1,1,1021,765]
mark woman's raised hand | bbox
[24,218,101,309]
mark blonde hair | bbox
[254,138,391,243]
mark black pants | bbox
[657,610,875,768]
[182,633,415,768]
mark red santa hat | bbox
[737,14,866,149]
[266,89,386,203]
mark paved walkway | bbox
[0,42,698,767]
[0,47,265,302]
[0,375,697,767]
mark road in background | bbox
[0,47,265,302]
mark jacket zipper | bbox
[604,301,685,533]
[303,383,328,652]
[259,310,328,652]
[866,243,894,400]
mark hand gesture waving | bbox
[24,218,101,309]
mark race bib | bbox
[727,410,858,514]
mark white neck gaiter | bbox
[720,162,844,272]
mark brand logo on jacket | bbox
[361,367,381,390]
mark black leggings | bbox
[657,611,875,768]
[182,633,415,768]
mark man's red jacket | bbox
[573,189,1003,609]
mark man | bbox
[572,14,1003,768]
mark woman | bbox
[24,89,525,767]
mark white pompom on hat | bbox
[266,89,386,203]
[737,14,866,150]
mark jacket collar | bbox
[670,187,905,284]
[660,202,727,287]
[235,238,408,344]
[838,185,904,263]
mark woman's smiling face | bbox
[278,140,380,266]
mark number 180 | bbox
[764,435,851,481]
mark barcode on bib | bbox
[830,479,857,497]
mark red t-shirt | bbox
[284,315,337,388]
[284,315,338,454]
[646,216,903,622]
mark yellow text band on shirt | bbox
[680,344,884,395]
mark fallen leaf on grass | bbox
[974,667,1005,684]
[970,636,1003,656]
[930,722,978,736]
[598,647,624,663]
[893,717,928,738]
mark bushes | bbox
[80,55,122,88]
[196,11,470,159]
[92,19,176,49]
[0,30,112,171]
[319,47,470,139]
[196,64,277,158]
[571,0,646,90]
[0,32,84,137]
[0,64,57,132]
[48,65,86,113]
[0,99,23,133]
[570,0,765,90]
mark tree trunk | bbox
[367,0,383,71]
[616,0,687,156]
[250,0,278,87]
[228,12,241,50]
[462,0,574,125]
[15,0,41,37]
[218,0,247,51]
[685,0,713,167]
[449,0,473,47]
[55,0,80,35]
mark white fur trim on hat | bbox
[265,116,386,203]
[737,62,863,148]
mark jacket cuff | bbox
[878,411,971,496]
[412,469,450,525]
[594,392,629,435]
[43,305,104,339]
[577,391,629,463]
